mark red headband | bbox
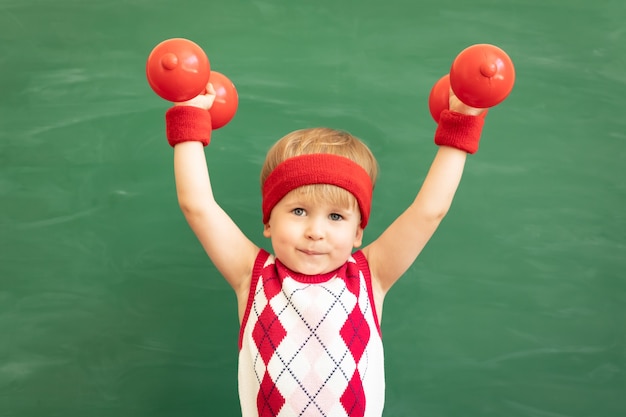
[262,154,373,228]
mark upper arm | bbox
[182,203,260,292]
[174,142,259,293]
[363,146,468,293]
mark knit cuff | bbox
[434,110,484,154]
[165,106,212,147]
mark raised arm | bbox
[363,95,485,294]
[168,87,259,295]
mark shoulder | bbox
[354,247,386,320]
[254,248,273,269]
[350,250,369,271]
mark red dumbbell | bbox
[429,43,515,122]
[209,71,239,129]
[428,74,488,123]
[146,38,238,129]
[146,38,210,103]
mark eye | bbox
[329,213,343,221]
[292,208,306,216]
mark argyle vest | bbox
[238,249,385,417]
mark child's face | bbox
[263,190,364,276]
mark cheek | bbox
[337,226,360,247]
[268,222,296,243]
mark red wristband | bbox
[165,106,212,147]
[434,110,485,154]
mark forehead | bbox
[281,185,358,209]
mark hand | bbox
[448,88,486,116]
[174,82,216,110]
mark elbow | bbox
[427,210,448,227]
[412,193,454,225]
[177,196,208,219]
[417,205,450,228]
[422,202,450,222]
[434,206,450,221]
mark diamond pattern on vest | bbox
[249,258,370,417]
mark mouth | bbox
[299,249,324,256]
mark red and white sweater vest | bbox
[238,250,385,417]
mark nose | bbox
[305,218,324,240]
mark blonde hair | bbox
[260,127,378,211]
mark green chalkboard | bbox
[1,0,624,416]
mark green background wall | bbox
[1,0,624,416]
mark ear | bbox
[263,223,271,238]
[353,227,364,248]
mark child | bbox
[165,83,485,417]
